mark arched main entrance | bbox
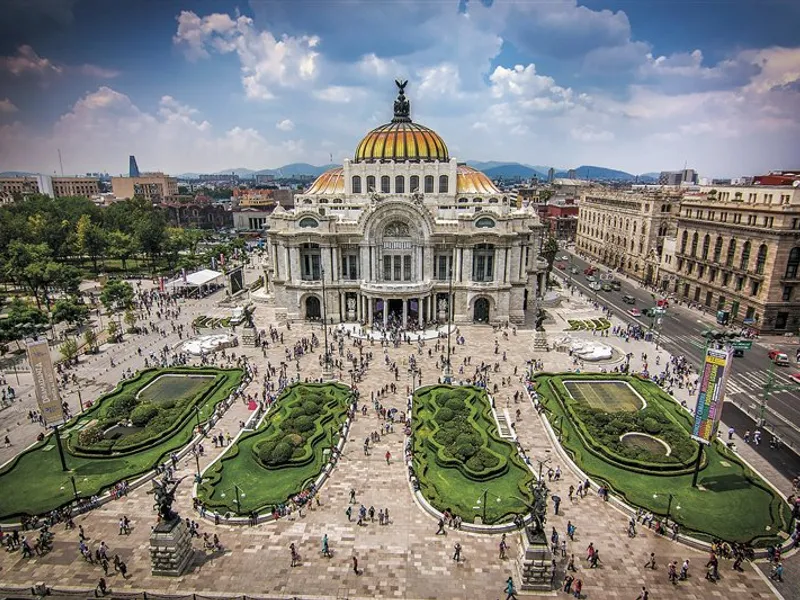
[473,298,490,323]
[305,296,321,320]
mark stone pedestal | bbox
[149,517,193,576]
[533,330,549,351]
[517,528,554,591]
[241,327,257,347]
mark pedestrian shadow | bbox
[186,546,227,571]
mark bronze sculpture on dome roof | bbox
[393,79,411,122]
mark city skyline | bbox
[0,0,798,178]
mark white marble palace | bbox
[263,81,545,328]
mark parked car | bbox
[589,281,602,291]
[586,275,597,283]
[622,294,636,304]
[627,308,642,317]
[789,373,800,384]
[601,282,613,292]
[611,281,621,290]
[584,266,597,276]
[768,350,790,366]
[556,262,566,270]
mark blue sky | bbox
[0,0,798,177]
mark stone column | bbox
[402,299,408,328]
[383,298,388,328]
[357,293,363,322]
[368,297,373,326]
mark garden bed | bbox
[0,367,244,521]
[192,315,232,329]
[531,372,792,545]
[566,318,611,331]
[196,382,351,515]
[412,385,535,525]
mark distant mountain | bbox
[554,165,638,181]
[214,168,256,177]
[481,163,548,180]
[640,172,660,179]
[258,163,338,177]
[467,161,517,171]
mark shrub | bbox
[130,403,159,427]
[642,417,662,434]
[455,443,477,460]
[302,400,321,415]
[285,433,304,446]
[269,441,294,465]
[437,407,455,422]
[108,393,137,419]
[446,397,466,412]
[78,425,104,446]
[294,415,314,433]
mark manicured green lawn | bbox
[197,382,351,515]
[413,385,535,525]
[533,373,792,545]
[0,367,243,521]
[137,374,215,405]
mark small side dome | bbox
[456,165,500,195]
[305,167,344,195]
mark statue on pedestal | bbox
[149,475,186,522]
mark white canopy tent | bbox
[166,269,224,295]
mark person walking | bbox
[436,518,446,535]
[349,488,356,504]
[118,559,127,579]
[322,534,331,558]
[572,578,582,598]
[771,561,784,582]
[636,586,649,600]
[385,450,391,464]
[567,553,576,572]
[644,552,656,569]
[453,542,462,562]
[95,578,108,597]
[289,542,299,567]
[352,555,359,575]
[504,576,518,600]
[345,505,352,521]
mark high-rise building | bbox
[111,172,178,201]
[0,175,99,200]
[547,167,555,183]
[129,155,140,177]
[658,169,698,186]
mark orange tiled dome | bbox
[305,167,344,194]
[355,121,449,163]
[456,165,500,194]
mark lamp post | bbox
[77,388,84,414]
[443,273,453,383]
[221,484,246,514]
[409,365,420,391]
[653,492,677,523]
[320,266,332,378]
[194,405,202,435]
[69,474,79,502]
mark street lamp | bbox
[220,484,246,513]
[320,266,332,377]
[443,272,454,383]
[474,488,503,524]
[652,492,680,523]
[409,365,420,391]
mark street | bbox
[560,248,800,470]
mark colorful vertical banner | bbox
[691,347,733,445]
[27,339,65,426]
[159,277,165,293]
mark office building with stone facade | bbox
[658,184,800,333]
[263,82,545,327]
[111,173,178,201]
[575,190,681,284]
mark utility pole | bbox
[321,266,331,377]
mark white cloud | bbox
[571,126,614,143]
[0,98,18,113]
[0,86,307,174]
[77,64,120,78]
[173,10,320,100]
[0,45,62,76]
[417,63,461,97]
[313,86,363,103]
[276,118,294,131]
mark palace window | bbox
[410,175,420,193]
[740,241,751,270]
[472,244,495,282]
[381,176,390,194]
[341,252,359,280]
[351,176,362,194]
[300,243,321,281]
[424,175,434,194]
[679,230,688,253]
[395,176,405,194]
[755,244,768,275]
[439,175,449,193]
[690,232,698,257]
[726,239,736,267]
[713,236,723,263]
[383,254,412,282]
[785,247,800,279]
[434,253,453,280]
[701,234,710,260]
[366,176,376,192]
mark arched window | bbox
[298,217,318,228]
[475,217,495,228]
[633,222,637,234]
[366,175,376,192]
[472,244,495,282]
[740,241,751,270]
[701,234,710,260]
[300,243,321,281]
[380,175,390,194]
[785,247,800,279]
[726,239,736,267]
[713,236,723,262]
[424,175,434,194]
[439,175,449,193]
[690,232,698,257]
[755,244,768,275]
[351,175,362,194]
[680,230,688,253]
[395,175,405,194]
[410,175,420,193]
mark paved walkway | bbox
[0,282,789,600]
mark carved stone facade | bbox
[264,83,545,327]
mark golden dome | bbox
[354,80,449,163]
[456,165,500,195]
[305,167,344,195]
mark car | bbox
[622,294,636,304]
[611,281,621,290]
[584,266,597,276]
[790,373,800,385]
[571,267,579,274]
[627,308,642,317]
[601,282,613,292]
[586,275,596,283]
[768,350,790,366]
[589,281,602,291]
[556,262,566,270]
[656,299,670,308]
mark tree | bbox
[51,298,90,328]
[76,215,107,274]
[541,236,560,291]
[123,309,137,333]
[83,328,98,353]
[107,230,139,273]
[100,280,134,314]
[50,264,83,298]
[5,241,53,309]
[60,338,79,363]
[135,211,167,272]
[107,320,119,342]
[0,299,48,347]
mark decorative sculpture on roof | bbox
[411,188,424,205]
[393,79,411,121]
[368,186,384,204]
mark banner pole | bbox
[53,423,68,472]
[690,445,703,488]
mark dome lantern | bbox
[354,81,449,163]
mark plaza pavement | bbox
[0,274,790,600]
